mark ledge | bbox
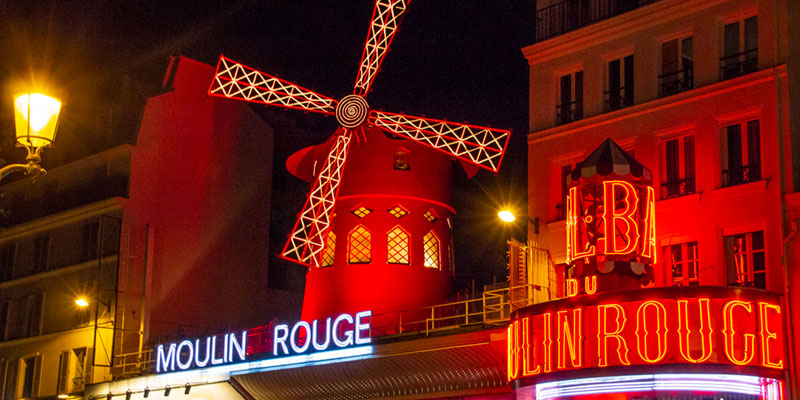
[656,193,701,211]
[708,179,768,202]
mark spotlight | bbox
[143,387,150,398]
[184,383,191,394]
[125,390,132,400]
[164,385,171,396]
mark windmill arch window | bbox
[387,225,410,265]
[320,231,336,267]
[348,225,371,264]
[423,231,441,269]
[393,148,410,170]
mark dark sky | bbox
[1,1,533,293]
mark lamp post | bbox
[3,92,61,180]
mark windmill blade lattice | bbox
[209,0,510,269]
[209,56,338,115]
[370,111,509,173]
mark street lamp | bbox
[498,210,515,223]
[75,298,89,307]
[4,92,61,180]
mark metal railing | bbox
[535,0,661,42]
[722,164,760,187]
[659,67,693,97]
[113,348,155,376]
[720,48,758,80]
[556,100,583,125]
[604,86,632,111]
[661,177,695,199]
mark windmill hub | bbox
[336,95,369,128]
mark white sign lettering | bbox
[156,331,247,373]
[273,310,371,356]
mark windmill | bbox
[209,1,510,321]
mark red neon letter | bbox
[758,302,784,369]
[602,181,640,255]
[557,308,584,369]
[677,298,713,363]
[507,321,520,380]
[584,276,597,295]
[522,317,541,376]
[722,300,755,365]
[597,304,630,367]
[567,187,595,262]
[543,312,553,373]
[566,279,579,297]
[640,186,656,262]
[635,300,668,363]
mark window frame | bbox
[662,241,699,286]
[347,225,372,264]
[720,118,761,187]
[422,230,441,270]
[556,70,583,125]
[725,230,766,289]
[386,225,411,265]
[660,35,694,97]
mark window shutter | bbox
[31,354,42,397]
[57,350,70,394]
[3,360,16,400]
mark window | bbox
[556,71,583,125]
[320,231,336,267]
[0,302,7,341]
[721,119,760,187]
[422,209,439,223]
[393,150,410,170]
[0,245,15,282]
[58,347,87,395]
[387,226,410,265]
[660,37,693,96]
[22,294,44,338]
[32,235,50,273]
[350,206,372,218]
[82,221,100,260]
[662,135,695,198]
[606,55,634,111]
[721,16,758,80]
[726,231,765,289]
[18,355,41,399]
[663,241,699,286]
[347,225,371,264]
[423,231,440,269]
[556,164,575,219]
[388,205,408,218]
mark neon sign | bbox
[507,287,785,382]
[273,310,372,356]
[157,331,247,373]
[566,181,656,265]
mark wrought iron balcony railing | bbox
[535,0,661,42]
[556,100,583,125]
[720,48,758,80]
[722,163,760,187]
[659,67,693,97]
[661,177,696,199]
[604,86,632,111]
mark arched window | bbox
[348,225,371,264]
[320,231,336,267]
[394,149,410,170]
[423,231,440,269]
[387,225,410,264]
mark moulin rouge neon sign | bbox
[507,288,785,382]
[156,310,372,373]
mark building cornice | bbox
[0,197,126,241]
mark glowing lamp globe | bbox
[14,93,61,149]
[75,298,89,307]
[498,210,515,222]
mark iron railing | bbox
[535,0,661,42]
[604,86,632,111]
[720,48,758,80]
[556,100,583,125]
[659,67,693,97]
[722,164,760,187]
[661,177,696,199]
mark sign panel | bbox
[507,287,785,382]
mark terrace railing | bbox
[535,0,661,42]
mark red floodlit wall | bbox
[297,128,455,323]
[126,57,296,343]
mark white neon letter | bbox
[273,324,290,356]
[176,340,194,370]
[290,321,312,354]
[223,333,230,362]
[194,337,211,368]
[312,318,332,351]
[333,313,355,348]
[156,343,176,373]
[355,311,372,345]
[229,331,247,362]
[211,335,224,365]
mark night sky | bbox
[1,1,533,295]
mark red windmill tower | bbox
[208,1,510,322]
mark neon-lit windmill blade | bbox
[208,0,511,269]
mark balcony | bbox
[535,0,661,42]
[604,86,632,112]
[661,177,696,199]
[659,67,693,97]
[556,100,583,125]
[720,48,758,80]
[722,163,760,187]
